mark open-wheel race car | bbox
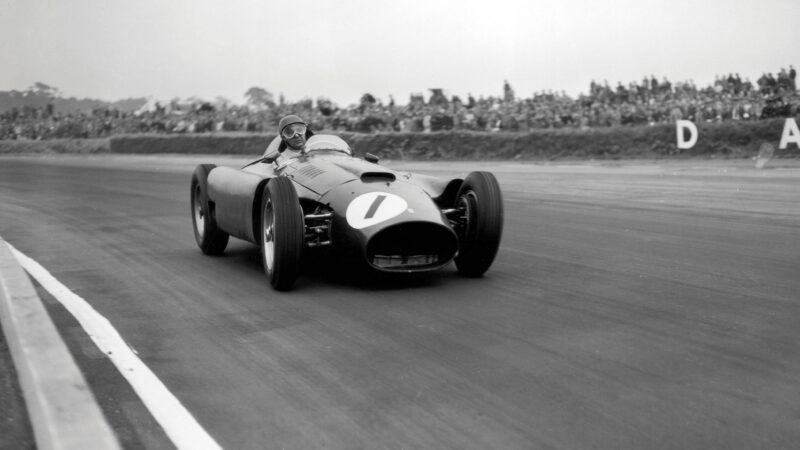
[191,134,503,291]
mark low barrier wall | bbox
[1,118,797,159]
[0,138,110,154]
[107,118,800,159]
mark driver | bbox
[276,115,314,164]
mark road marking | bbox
[9,244,222,450]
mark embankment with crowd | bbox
[1,66,798,160]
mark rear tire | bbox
[454,171,504,277]
[261,177,304,291]
[191,164,229,255]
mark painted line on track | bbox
[8,243,222,450]
[0,237,120,450]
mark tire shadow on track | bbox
[220,244,458,292]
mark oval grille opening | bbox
[366,222,457,271]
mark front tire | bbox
[191,164,229,255]
[454,171,504,277]
[261,177,304,291]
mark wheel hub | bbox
[263,200,275,271]
[194,187,205,238]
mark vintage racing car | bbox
[190,134,503,291]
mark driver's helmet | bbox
[304,135,352,155]
[278,115,313,140]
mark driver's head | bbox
[278,115,309,151]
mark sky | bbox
[1,0,798,106]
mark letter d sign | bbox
[676,120,698,149]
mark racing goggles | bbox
[281,123,307,139]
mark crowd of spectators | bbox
[2,66,797,140]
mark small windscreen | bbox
[305,135,352,155]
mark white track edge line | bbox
[0,238,121,450]
[9,244,223,450]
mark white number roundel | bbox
[345,192,408,229]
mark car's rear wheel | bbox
[191,164,229,255]
[453,171,504,277]
[261,177,304,291]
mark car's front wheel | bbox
[261,177,304,291]
[453,171,504,277]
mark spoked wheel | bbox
[261,177,304,291]
[191,164,229,255]
[453,171,504,277]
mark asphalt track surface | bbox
[1,155,799,449]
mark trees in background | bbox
[245,87,276,110]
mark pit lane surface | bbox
[1,156,799,449]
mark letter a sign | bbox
[676,120,698,150]
[779,118,800,149]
